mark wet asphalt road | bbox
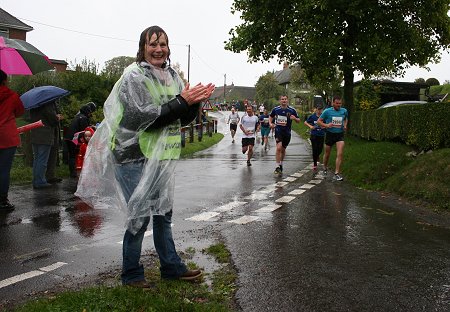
[1,111,449,311]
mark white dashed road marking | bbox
[214,201,247,212]
[275,196,296,203]
[289,189,306,195]
[283,177,297,182]
[0,262,67,289]
[186,211,220,222]
[254,204,282,213]
[299,183,315,189]
[228,216,260,224]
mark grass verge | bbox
[181,133,224,158]
[12,245,236,312]
[292,123,449,211]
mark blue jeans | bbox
[32,144,52,187]
[0,147,16,197]
[116,161,187,284]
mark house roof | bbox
[49,59,68,65]
[0,8,33,31]
[274,67,291,85]
[211,85,256,102]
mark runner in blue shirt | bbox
[259,109,271,151]
[269,95,300,174]
[304,106,325,171]
[317,95,348,181]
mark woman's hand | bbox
[181,83,215,106]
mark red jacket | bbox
[0,85,25,148]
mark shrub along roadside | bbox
[292,122,449,211]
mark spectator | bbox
[64,102,96,178]
[29,100,63,189]
[0,69,25,210]
[76,25,214,288]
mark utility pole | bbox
[223,73,226,104]
[187,44,190,83]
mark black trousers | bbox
[310,135,324,166]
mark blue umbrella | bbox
[20,86,70,110]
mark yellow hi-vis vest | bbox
[111,66,182,160]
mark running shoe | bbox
[274,166,282,175]
[279,165,283,172]
[247,160,252,166]
[322,169,328,176]
[232,139,235,143]
[334,173,344,181]
[313,165,318,171]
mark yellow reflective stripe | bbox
[139,122,181,160]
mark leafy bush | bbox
[354,79,381,110]
[350,102,449,150]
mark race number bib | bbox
[276,115,288,126]
[246,127,255,134]
[263,118,269,124]
[332,116,343,126]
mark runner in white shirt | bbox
[227,107,240,143]
[239,105,260,166]
[259,103,265,116]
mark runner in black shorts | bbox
[269,95,300,174]
[240,105,259,166]
[227,107,240,143]
[325,132,344,146]
[317,95,348,181]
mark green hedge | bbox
[349,102,450,150]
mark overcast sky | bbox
[2,0,449,87]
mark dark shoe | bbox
[247,160,252,166]
[125,280,155,289]
[47,177,63,183]
[334,173,344,181]
[179,269,202,281]
[0,200,15,211]
[274,166,282,175]
[33,183,52,189]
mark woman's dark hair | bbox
[136,26,171,67]
[0,69,7,85]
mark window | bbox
[0,28,9,38]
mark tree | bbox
[414,78,426,84]
[101,56,135,79]
[225,0,450,114]
[426,78,440,86]
[172,62,188,85]
[254,72,284,109]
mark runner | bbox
[259,109,271,150]
[240,105,260,166]
[317,95,348,181]
[269,95,300,174]
[227,106,240,143]
[259,103,265,116]
[304,106,325,171]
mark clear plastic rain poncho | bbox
[75,61,184,234]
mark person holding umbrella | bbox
[0,69,24,210]
[29,99,64,189]
[20,86,70,188]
